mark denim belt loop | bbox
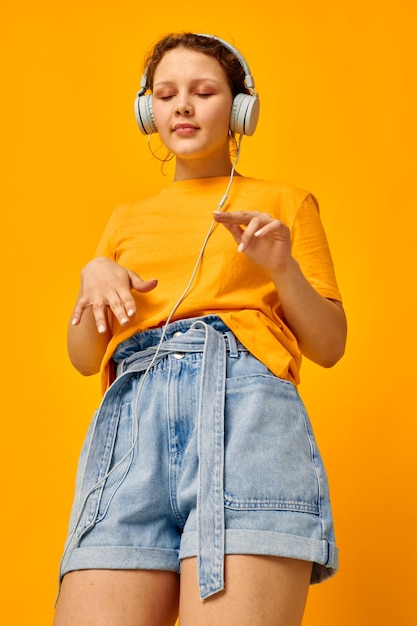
[224,330,239,357]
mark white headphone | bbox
[134,34,260,136]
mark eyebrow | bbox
[153,78,222,89]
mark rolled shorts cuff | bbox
[180,529,338,584]
[61,529,338,584]
[61,545,180,576]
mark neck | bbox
[174,153,234,181]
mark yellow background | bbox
[1,0,416,623]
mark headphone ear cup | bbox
[230,93,260,136]
[134,94,158,134]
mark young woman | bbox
[54,33,347,626]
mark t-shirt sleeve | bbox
[291,194,342,301]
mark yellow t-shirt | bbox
[95,176,342,391]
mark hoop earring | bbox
[147,134,174,163]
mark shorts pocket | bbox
[68,409,99,535]
[71,396,135,541]
[224,373,323,515]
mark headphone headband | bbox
[196,34,257,93]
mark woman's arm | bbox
[67,305,111,376]
[268,258,346,367]
[213,211,347,367]
[68,257,158,375]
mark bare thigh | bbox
[179,555,312,626]
[53,569,179,626]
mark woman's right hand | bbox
[71,257,158,334]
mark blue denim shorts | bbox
[59,316,338,600]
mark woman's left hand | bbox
[213,210,292,275]
[214,209,347,368]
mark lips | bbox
[172,123,198,134]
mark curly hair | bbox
[143,32,250,98]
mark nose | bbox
[175,102,193,116]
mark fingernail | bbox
[127,309,135,317]
[237,242,245,252]
[71,318,77,326]
[98,324,106,334]
[120,317,128,325]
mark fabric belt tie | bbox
[111,320,230,599]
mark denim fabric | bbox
[59,316,338,600]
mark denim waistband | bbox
[112,318,247,599]
[112,315,238,363]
